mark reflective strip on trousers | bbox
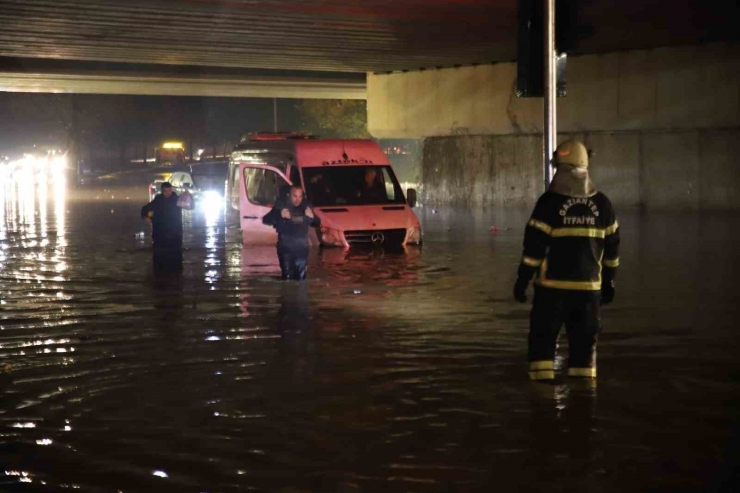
[568,367,597,378]
[529,370,555,380]
[529,360,554,371]
[529,361,555,380]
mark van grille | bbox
[343,229,407,245]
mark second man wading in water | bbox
[262,186,320,280]
[141,181,192,273]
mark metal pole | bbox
[273,98,278,132]
[543,0,556,188]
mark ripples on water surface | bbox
[1,179,739,492]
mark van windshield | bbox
[303,166,406,207]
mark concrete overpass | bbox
[0,58,366,98]
[1,0,739,209]
[1,0,737,97]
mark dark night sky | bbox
[0,93,302,159]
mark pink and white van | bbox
[226,133,421,247]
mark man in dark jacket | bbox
[262,186,319,280]
[514,140,620,381]
[141,182,184,270]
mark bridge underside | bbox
[0,0,737,97]
[0,59,366,99]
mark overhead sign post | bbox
[517,0,585,189]
[544,0,556,188]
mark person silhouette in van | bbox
[262,186,320,280]
[356,168,387,204]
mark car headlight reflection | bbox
[320,226,346,247]
[406,225,422,245]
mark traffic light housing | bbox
[516,0,585,98]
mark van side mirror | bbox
[406,188,417,208]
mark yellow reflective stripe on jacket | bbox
[603,257,620,268]
[522,256,544,267]
[535,279,601,291]
[551,228,606,239]
[527,219,552,235]
[529,370,555,380]
[568,367,597,378]
[529,360,554,371]
[605,221,619,236]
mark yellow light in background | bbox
[162,142,184,150]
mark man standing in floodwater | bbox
[263,186,319,280]
[141,182,187,271]
[513,140,620,381]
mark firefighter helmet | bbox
[555,140,589,168]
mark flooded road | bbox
[1,178,739,492]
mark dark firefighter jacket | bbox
[262,198,320,251]
[518,191,620,291]
[141,193,183,248]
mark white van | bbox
[226,133,421,247]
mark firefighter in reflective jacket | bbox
[514,140,620,380]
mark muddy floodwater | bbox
[1,180,739,492]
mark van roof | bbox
[232,139,390,168]
[295,140,390,167]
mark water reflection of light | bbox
[0,180,6,267]
[5,471,33,483]
[203,197,222,283]
[11,422,36,428]
[0,175,5,235]
[54,173,66,244]
[1,154,68,283]
[52,171,67,286]
[18,164,36,239]
[0,337,71,349]
[38,182,48,240]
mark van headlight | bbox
[200,190,223,214]
[406,225,422,245]
[320,226,346,247]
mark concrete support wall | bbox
[369,43,740,138]
[368,43,740,209]
[422,129,740,210]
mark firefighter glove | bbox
[601,281,615,305]
[514,278,529,303]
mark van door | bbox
[238,163,291,244]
